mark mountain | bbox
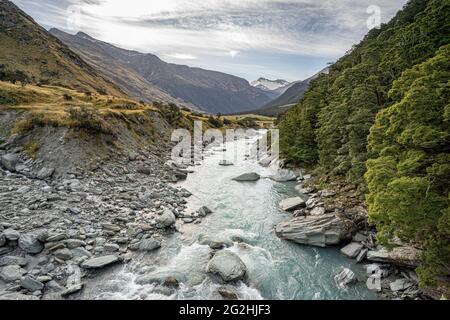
[49,29,197,110]
[251,78,290,91]
[255,68,329,116]
[0,0,123,96]
[250,78,293,100]
[51,30,272,114]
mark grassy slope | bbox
[0,81,274,134]
[0,0,124,96]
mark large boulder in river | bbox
[340,242,364,258]
[334,267,356,289]
[207,250,246,283]
[232,172,260,182]
[156,210,176,228]
[367,246,422,268]
[269,169,297,182]
[137,238,161,252]
[275,214,355,247]
[219,160,234,166]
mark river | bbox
[81,131,378,300]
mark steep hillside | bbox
[51,30,272,114]
[0,0,123,96]
[49,29,198,110]
[278,0,449,290]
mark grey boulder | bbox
[81,255,119,269]
[356,248,369,263]
[366,275,382,292]
[390,278,415,292]
[232,172,260,182]
[36,167,54,179]
[0,233,5,247]
[198,206,213,217]
[54,248,73,261]
[269,169,297,182]
[0,292,39,300]
[340,242,364,259]
[0,265,26,282]
[310,206,326,216]
[279,197,306,211]
[334,268,356,288]
[3,228,20,241]
[275,214,354,247]
[21,276,44,291]
[137,238,161,252]
[60,284,84,297]
[259,155,276,167]
[219,160,234,166]
[218,285,239,300]
[156,210,176,228]
[367,246,422,268]
[0,255,28,267]
[0,153,20,172]
[207,250,246,283]
[18,233,44,254]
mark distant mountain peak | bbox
[75,31,94,39]
[251,78,290,91]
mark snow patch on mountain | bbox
[251,78,290,91]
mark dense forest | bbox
[278,0,449,287]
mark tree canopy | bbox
[278,0,450,286]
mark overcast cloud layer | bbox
[12,0,408,81]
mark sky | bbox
[12,0,408,82]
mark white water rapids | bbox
[80,132,377,300]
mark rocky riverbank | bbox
[274,172,429,300]
[0,143,201,299]
[0,108,211,300]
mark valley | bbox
[0,0,449,302]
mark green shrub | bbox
[0,65,30,85]
[63,93,73,101]
[160,103,182,125]
[223,118,232,125]
[237,117,258,128]
[67,107,113,134]
[208,116,223,128]
[366,44,450,285]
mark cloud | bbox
[165,53,198,60]
[229,50,240,59]
[11,0,409,81]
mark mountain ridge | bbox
[49,28,198,110]
[260,67,329,111]
[244,67,329,116]
[51,29,272,114]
